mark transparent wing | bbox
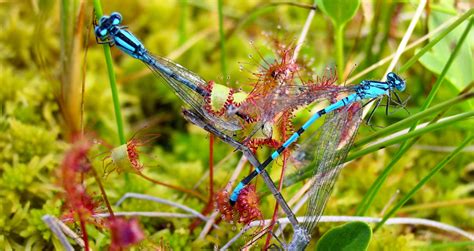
[291,103,362,233]
[146,54,243,133]
[238,83,355,127]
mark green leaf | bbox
[317,0,360,27]
[419,12,474,90]
[316,222,372,251]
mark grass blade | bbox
[374,134,473,231]
[356,19,473,215]
[92,0,126,145]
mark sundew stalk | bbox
[105,139,208,201]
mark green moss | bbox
[0,1,472,249]
[1,119,57,163]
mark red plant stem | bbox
[91,167,115,219]
[209,134,214,202]
[135,172,207,202]
[78,211,90,251]
[187,135,216,233]
[264,116,290,249]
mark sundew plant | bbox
[0,0,473,250]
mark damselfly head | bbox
[387,72,406,92]
[95,12,122,38]
[110,12,122,25]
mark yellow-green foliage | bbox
[1,0,473,250]
[0,3,63,249]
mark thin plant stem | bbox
[78,212,89,251]
[417,241,474,250]
[217,0,227,77]
[348,10,472,83]
[264,133,289,248]
[374,135,473,231]
[221,216,474,249]
[211,1,316,53]
[198,156,248,239]
[178,0,188,45]
[398,198,474,213]
[209,134,214,203]
[347,111,473,162]
[80,7,91,137]
[360,0,425,121]
[93,212,195,218]
[399,8,474,73]
[362,0,381,68]
[92,0,130,188]
[353,92,474,148]
[265,111,473,191]
[135,172,207,202]
[292,0,317,61]
[335,26,345,80]
[90,167,115,219]
[266,2,319,240]
[356,19,473,215]
[383,0,427,77]
[42,215,74,251]
[92,0,125,145]
[115,193,219,229]
[122,27,216,83]
[56,218,85,247]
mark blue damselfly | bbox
[230,72,406,204]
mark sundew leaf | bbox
[316,221,372,251]
[317,0,360,27]
[419,12,474,91]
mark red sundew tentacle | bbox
[60,139,104,251]
[203,80,240,117]
[235,184,263,225]
[126,139,143,172]
[223,88,235,110]
[215,87,236,116]
[109,136,207,201]
[248,45,300,99]
[232,97,242,108]
[215,189,235,222]
[277,112,294,144]
[245,138,282,152]
[203,81,215,115]
[204,80,214,94]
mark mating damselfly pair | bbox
[95,11,407,249]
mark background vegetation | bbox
[0,0,472,250]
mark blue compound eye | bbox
[110,12,122,25]
[94,26,107,37]
[387,72,395,81]
[397,81,406,91]
[98,16,108,26]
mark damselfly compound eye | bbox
[98,16,108,26]
[110,12,122,25]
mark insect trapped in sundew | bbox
[216,184,263,225]
[100,128,159,175]
[99,129,208,201]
